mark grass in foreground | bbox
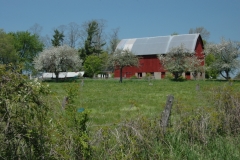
[45,79,240,159]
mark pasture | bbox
[44,79,240,159]
[47,79,240,125]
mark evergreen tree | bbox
[79,20,106,63]
[51,29,64,47]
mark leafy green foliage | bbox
[164,72,174,80]
[10,31,44,73]
[205,54,219,79]
[2,66,240,159]
[0,29,18,64]
[0,65,91,159]
[84,55,102,78]
[79,20,106,63]
[0,64,50,159]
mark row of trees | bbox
[0,20,120,78]
[1,23,239,81]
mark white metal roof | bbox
[115,34,200,55]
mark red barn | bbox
[114,34,204,80]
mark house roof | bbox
[115,34,201,55]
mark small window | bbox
[138,73,142,78]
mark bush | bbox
[0,64,51,159]
[111,73,114,78]
[164,72,174,80]
[0,65,91,159]
[130,75,138,79]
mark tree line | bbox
[0,20,121,80]
[1,23,240,81]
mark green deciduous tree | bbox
[205,38,240,80]
[34,45,82,81]
[158,44,202,80]
[108,49,139,83]
[205,53,218,79]
[0,29,18,64]
[51,29,65,47]
[10,31,44,73]
[84,55,102,78]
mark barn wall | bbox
[114,55,166,78]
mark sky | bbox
[1,0,240,45]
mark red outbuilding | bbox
[114,34,204,80]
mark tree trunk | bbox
[173,72,181,80]
[119,67,123,83]
[226,71,230,80]
[192,71,197,80]
[220,70,231,80]
[55,71,59,82]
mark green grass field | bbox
[46,79,240,126]
[42,79,240,159]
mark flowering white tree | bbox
[205,38,240,80]
[108,49,139,83]
[34,45,82,81]
[158,44,203,80]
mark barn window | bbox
[161,72,165,79]
[138,73,142,78]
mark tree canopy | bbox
[158,44,203,80]
[205,38,240,80]
[0,29,18,65]
[51,29,65,47]
[84,55,102,78]
[79,20,106,63]
[108,49,139,83]
[10,31,44,73]
[34,45,82,81]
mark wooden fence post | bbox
[62,96,68,110]
[160,95,174,135]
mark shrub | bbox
[0,65,91,159]
[0,64,51,159]
[164,72,174,80]
[130,75,138,79]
